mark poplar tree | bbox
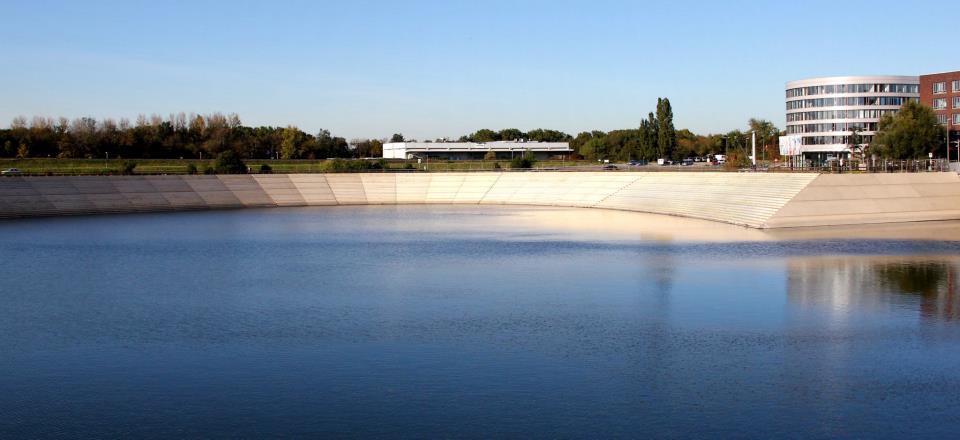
[656,98,677,160]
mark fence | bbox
[770,158,952,173]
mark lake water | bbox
[2,206,960,438]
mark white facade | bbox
[382,141,572,160]
[784,75,919,157]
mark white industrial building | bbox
[382,141,572,160]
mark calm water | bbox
[2,206,960,438]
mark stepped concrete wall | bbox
[1,172,958,228]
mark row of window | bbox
[935,114,960,125]
[798,135,875,146]
[786,109,898,122]
[786,83,918,98]
[786,96,917,110]
[932,80,960,94]
[932,97,960,109]
[786,122,878,135]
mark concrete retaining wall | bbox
[2,172,958,228]
[764,172,960,228]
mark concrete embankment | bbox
[1,172,958,228]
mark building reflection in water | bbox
[787,256,960,321]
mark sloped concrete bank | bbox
[1,172,958,228]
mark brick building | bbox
[919,71,960,156]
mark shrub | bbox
[403,162,415,170]
[259,164,273,174]
[509,149,537,169]
[214,150,247,174]
[203,166,215,175]
[322,159,384,172]
[186,163,198,175]
[119,161,137,175]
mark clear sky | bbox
[1,0,956,140]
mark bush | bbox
[322,159,384,172]
[186,163,198,175]
[509,149,537,169]
[119,161,137,175]
[259,164,272,174]
[403,162,415,170]
[493,162,501,169]
[203,166,215,175]
[214,150,247,174]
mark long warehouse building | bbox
[382,141,572,160]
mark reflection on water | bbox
[2,206,960,438]
[788,257,960,321]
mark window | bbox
[954,80,960,92]
[937,114,948,125]
[955,97,960,109]
[934,98,947,109]
[954,114,960,125]
[934,82,947,93]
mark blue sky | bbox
[1,0,956,140]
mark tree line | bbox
[1,101,784,162]
[441,99,782,163]
[0,113,381,160]
[3,96,948,163]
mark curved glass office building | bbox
[784,76,919,162]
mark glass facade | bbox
[800,135,874,146]
[786,109,897,122]
[787,122,878,134]
[785,83,918,98]
[786,96,916,110]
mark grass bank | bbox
[0,158,594,175]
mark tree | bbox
[525,128,571,142]
[656,98,676,159]
[848,126,865,160]
[470,129,499,142]
[580,138,607,161]
[214,150,247,174]
[390,133,405,143]
[498,128,524,141]
[873,100,947,159]
[640,112,658,161]
[748,118,780,161]
[280,126,309,159]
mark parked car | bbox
[602,164,618,170]
[681,159,694,166]
[1,168,21,175]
